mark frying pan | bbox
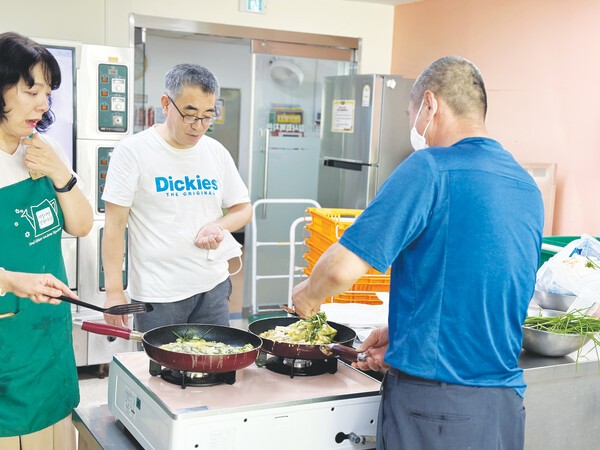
[248,317,356,360]
[82,322,262,373]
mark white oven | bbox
[41,40,136,366]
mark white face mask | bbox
[410,99,433,151]
[207,230,243,276]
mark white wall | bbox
[0,0,396,75]
[127,0,395,74]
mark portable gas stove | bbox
[108,352,381,449]
[257,350,340,377]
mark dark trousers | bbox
[377,368,525,450]
[132,278,232,333]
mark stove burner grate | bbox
[263,354,338,377]
[149,360,236,388]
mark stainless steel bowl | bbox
[522,326,589,357]
[532,290,577,312]
[539,309,565,318]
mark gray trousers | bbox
[132,278,232,333]
[378,368,525,450]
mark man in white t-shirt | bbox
[102,64,252,331]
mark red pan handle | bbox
[320,344,368,362]
[81,321,142,341]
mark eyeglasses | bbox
[166,95,215,126]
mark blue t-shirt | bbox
[339,137,543,396]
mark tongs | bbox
[57,295,154,315]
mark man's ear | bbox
[423,90,438,121]
[160,94,169,112]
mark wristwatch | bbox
[54,174,78,193]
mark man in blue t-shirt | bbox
[292,56,543,450]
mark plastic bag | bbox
[536,234,600,312]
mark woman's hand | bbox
[22,133,72,188]
[0,270,75,304]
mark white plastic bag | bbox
[536,234,600,312]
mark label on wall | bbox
[331,100,355,133]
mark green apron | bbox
[0,177,79,436]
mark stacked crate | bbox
[304,208,390,305]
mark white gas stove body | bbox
[108,352,381,450]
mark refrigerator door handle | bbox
[261,128,270,219]
[323,159,365,171]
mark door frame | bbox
[129,14,360,53]
[130,14,360,191]
[129,15,361,317]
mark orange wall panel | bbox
[391,0,600,236]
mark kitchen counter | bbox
[73,347,599,450]
[520,341,600,450]
[73,404,142,450]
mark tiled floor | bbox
[77,365,110,409]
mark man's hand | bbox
[291,279,323,318]
[194,223,225,249]
[104,291,129,327]
[353,326,390,372]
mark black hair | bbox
[0,31,61,131]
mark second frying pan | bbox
[248,317,356,360]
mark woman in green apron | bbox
[0,32,93,449]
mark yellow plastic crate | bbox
[326,292,383,305]
[305,227,336,253]
[304,239,390,276]
[306,208,363,240]
[351,275,390,292]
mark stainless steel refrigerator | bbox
[317,74,414,209]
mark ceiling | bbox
[344,0,422,4]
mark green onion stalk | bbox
[524,309,600,367]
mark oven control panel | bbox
[96,146,113,213]
[98,63,128,133]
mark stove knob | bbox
[335,432,375,445]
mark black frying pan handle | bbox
[57,295,105,313]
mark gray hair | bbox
[164,63,220,98]
[411,56,487,119]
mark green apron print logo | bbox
[20,198,61,237]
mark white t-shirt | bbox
[0,135,76,189]
[102,125,250,302]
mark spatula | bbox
[57,295,154,315]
